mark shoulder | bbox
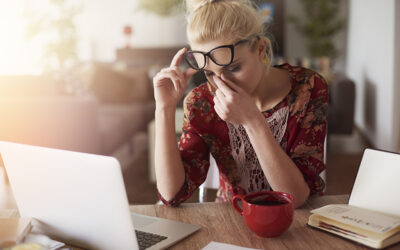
[285,64,328,96]
[278,64,328,115]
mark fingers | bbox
[170,47,187,68]
[183,67,197,80]
[171,66,184,80]
[213,74,243,102]
[213,95,227,121]
[213,75,232,96]
[154,46,194,94]
[220,73,243,93]
[213,74,244,97]
[213,88,231,120]
[153,68,183,91]
[215,88,226,101]
[212,74,246,122]
[170,66,190,90]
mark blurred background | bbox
[0,0,399,207]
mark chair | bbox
[198,155,219,203]
[327,74,355,135]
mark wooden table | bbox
[2,195,400,249]
[130,195,400,250]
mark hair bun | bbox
[185,0,219,14]
[185,0,253,15]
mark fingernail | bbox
[213,76,218,82]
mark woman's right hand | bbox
[153,48,197,110]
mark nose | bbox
[204,57,224,76]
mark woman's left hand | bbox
[213,73,262,126]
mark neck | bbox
[250,65,274,109]
[250,65,290,111]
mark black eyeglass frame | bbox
[184,38,253,70]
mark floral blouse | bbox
[158,64,329,206]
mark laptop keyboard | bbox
[135,230,168,250]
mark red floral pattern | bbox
[158,64,329,206]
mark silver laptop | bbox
[0,141,200,250]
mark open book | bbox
[308,204,400,249]
[308,149,400,249]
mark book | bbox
[308,148,400,249]
[308,204,400,249]
[0,218,32,248]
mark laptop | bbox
[0,141,200,250]
[348,148,400,217]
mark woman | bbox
[153,0,328,208]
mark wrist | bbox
[242,112,268,132]
[155,105,176,116]
[155,106,178,126]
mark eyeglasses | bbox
[184,37,254,70]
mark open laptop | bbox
[0,141,200,250]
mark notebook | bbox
[348,149,400,215]
[308,149,400,249]
[0,141,200,250]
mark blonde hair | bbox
[185,0,273,66]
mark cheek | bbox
[226,67,259,92]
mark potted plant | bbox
[289,0,345,59]
[25,0,83,94]
[136,0,184,16]
[25,0,82,71]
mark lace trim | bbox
[227,106,289,193]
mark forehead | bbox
[190,39,236,52]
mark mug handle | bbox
[232,195,244,215]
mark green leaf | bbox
[287,0,345,58]
[136,0,183,16]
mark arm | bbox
[287,75,328,197]
[212,73,328,208]
[154,107,185,201]
[243,113,311,208]
[156,92,212,206]
[152,48,197,201]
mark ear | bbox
[257,38,267,62]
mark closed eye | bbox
[225,64,241,72]
[204,70,214,77]
[204,64,241,77]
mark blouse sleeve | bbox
[289,73,329,195]
[158,91,211,206]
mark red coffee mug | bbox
[232,191,294,238]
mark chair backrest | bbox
[328,75,355,134]
[198,155,219,202]
[202,155,219,189]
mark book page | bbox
[349,149,400,217]
[202,241,261,250]
[311,204,400,234]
